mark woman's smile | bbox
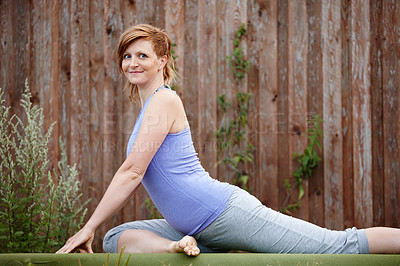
[128,70,143,74]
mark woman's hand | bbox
[56,226,95,254]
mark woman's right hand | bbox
[56,226,95,254]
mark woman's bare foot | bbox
[168,235,200,256]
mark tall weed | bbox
[0,80,88,252]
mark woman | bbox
[57,24,400,256]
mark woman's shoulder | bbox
[151,88,182,108]
[146,88,187,132]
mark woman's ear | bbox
[158,55,167,71]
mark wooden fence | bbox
[1,0,399,252]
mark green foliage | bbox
[216,93,254,190]
[171,42,178,62]
[226,23,250,81]
[281,114,324,214]
[0,80,89,253]
[217,23,253,190]
[145,197,163,219]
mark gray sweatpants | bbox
[103,187,369,254]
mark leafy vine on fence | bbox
[216,23,254,190]
[226,23,250,80]
[281,114,324,214]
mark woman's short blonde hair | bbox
[117,24,177,102]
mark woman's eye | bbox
[123,54,131,59]
[139,54,148,58]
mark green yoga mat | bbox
[0,253,399,266]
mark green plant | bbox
[216,93,254,190]
[226,23,250,81]
[281,114,324,214]
[216,23,253,190]
[0,80,89,252]
[171,42,178,62]
[145,197,163,219]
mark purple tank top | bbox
[126,86,234,235]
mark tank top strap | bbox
[155,84,174,93]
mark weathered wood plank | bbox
[215,0,233,185]
[0,0,9,92]
[2,0,28,120]
[29,0,40,108]
[250,0,279,209]
[57,0,71,161]
[39,1,56,166]
[277,0,290,210]
[340,0,354,229]
[307,0,324,227]
[69,0,92,244]
[88,0,106,251]
[165,0,185,98]
[287,0,309,220]
[28,0,53,152]
[351,0,373,228]
[152,0,166,28]
[183,0,199,150]
[29,0,54,176]
[322,0,343,230]
[17,0,32,108]
[197,0,217,178]
[382,0,400,227]
[70,0,90,191]
[370,0,385,227]
[133,0,154,25]
[246,0,260,194]
[122,0,136,28]
[50,1,60,172]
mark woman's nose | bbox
[129,57,138,67]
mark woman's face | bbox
[121,38,165,87]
